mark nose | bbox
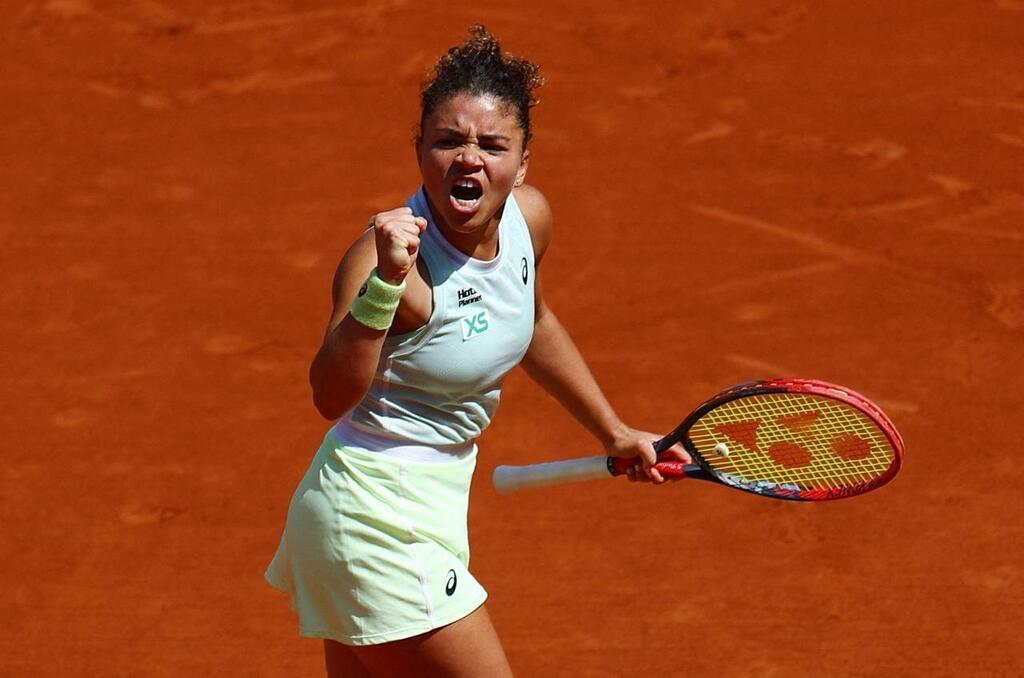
[456,143,484,168]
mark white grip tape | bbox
[492,456,612,494]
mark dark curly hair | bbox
[420,25,544,146]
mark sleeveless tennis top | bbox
[337,187,536,447]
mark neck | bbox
[425,197,504,261]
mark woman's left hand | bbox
[606,427,692,484]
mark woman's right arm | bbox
[309,208,427,420]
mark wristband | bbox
[348,269,406,330]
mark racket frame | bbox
[647,378,904,501]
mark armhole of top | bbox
[506,192,538,270]
[507,193,535,261]
[383,240,443,359]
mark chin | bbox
[436,194,498,231]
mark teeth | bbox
[455,179,478,188]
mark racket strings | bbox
[734,412,887,486]
[756,395,886,482]
[690,393,896,494]
[732,400,889,488]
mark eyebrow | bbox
[435,127,513,143]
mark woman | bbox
[266,26,689,677]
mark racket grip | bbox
[492,456,699,494]
[608,457,691,478]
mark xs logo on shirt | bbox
[461,309,490,341]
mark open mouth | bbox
[450,178,483,207]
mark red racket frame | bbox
[610,378,905,501]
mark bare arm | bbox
[516,185,689,482]
[309,209,429,420]
[308,232,385,420]
[521,293,632,448]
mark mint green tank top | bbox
[338,187,537,446]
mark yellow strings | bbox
[690,393,896,491]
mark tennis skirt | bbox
[264,430,487,646]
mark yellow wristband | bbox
[348,269,406,330]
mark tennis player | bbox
[265,26,690,677]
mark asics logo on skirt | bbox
[445,569,457,596]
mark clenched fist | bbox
[371,208,428,284]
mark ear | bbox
[514,148,530,187]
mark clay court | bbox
[3,1,1023,675]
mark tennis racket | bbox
[493,378,904,501]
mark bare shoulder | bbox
[512,184,553,262]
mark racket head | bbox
[656,379,904,501]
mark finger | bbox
[381,222,422,247]
[414,216,428,233]
[398,221,425,239]
[396,229,421,249]
[373,210,419,228]
[378,231,418,269]
[371,207,410,225]
[635,440,660,481]
[382,228,410,251]
[655,441,691,465]
[387,219,427,241]
[636,439,657,466]
[633,462,652,483]
[656,450,687,466]
[384,230,416,251]
[376,217,417,233]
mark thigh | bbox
[350,605,513,678]
[324,640,372,678]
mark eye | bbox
[435,139,460,149]
[483,144,508,155]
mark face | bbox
[416,92,529,235]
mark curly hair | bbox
[420,25,544,146]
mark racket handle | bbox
[492,456,700,494]
[607,457,691,478]
[493,456,610,494]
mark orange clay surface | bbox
[3,2,1023,676]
